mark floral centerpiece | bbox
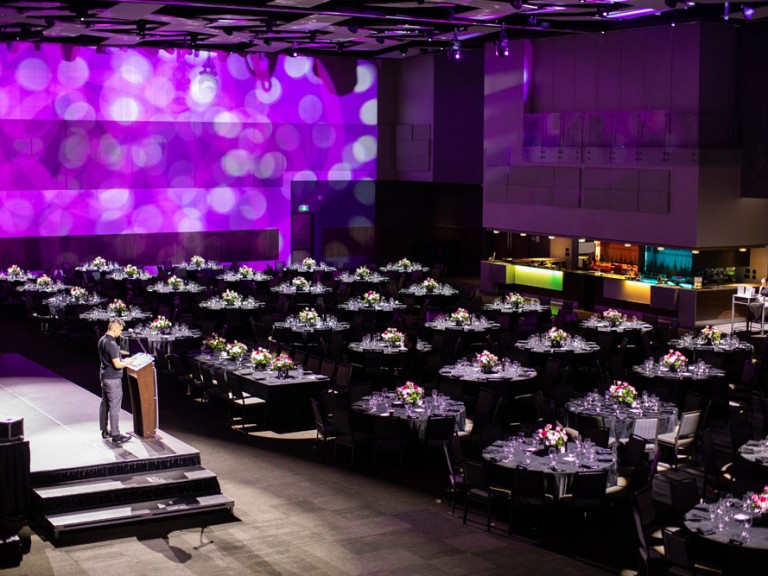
[150,315,172,332]
[302,257,316,269]
[107,299,128,315]
[545,327,569,348]
[421,277,439,292]
[291,276,310,291]
[298,307,319,325]
[603,309,623,326]
[362,291,381,305]
[271,353,296,371]
[450,307,471,324]
[204,333,226,354]
[221,289,242,306]
[7,264,21,277]
[396,258,412,269]
[238,265,254,279]
[167,275,183,289]
[397,381,424,405]
[749,486,768,519]
[190,255,205,267]
[124,264,139,278]
[700,325,721,344]
[36,274,52,288]
[476,349,499,373]
[608,381,637,405]
[70,286,87,301]
[505,292,525,308]
[91,256,106,269]
[661,349,688,372]
[225,340,248,361]
[355,266,371,278]
[250,347,273,369]
[381,327,403,345]
[535,423,568,451]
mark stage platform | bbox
[0,353,234,544]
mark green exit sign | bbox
[298,204,309,212]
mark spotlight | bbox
[511,0,523,9]
[136,21,146,38]
[495,27,509,57]
[375,36,385,44]
[448,38,461,60]
[597,8,610,18]
[664,0,678,7]
[264,39,272,47]
[290,43,299,57]
[347,23,358,34]
[742,4,755,18]
[399,46,409,55]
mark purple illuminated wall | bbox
[0,43,378,263]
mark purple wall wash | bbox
[0,43,378,263]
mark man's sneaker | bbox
[111,434,132,444]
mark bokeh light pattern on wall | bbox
[0,43,378,261]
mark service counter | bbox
[481,260,742,328]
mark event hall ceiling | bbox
[0,0,765,58]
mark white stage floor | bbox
[0,353,198,476]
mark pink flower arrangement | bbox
[536,423,568,449]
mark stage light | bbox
[448,38,461,60]
[495,27,509,57]
[290,44,299,57]
[742,4,755,19]
[664,0,678,8]
[511,0,523,9]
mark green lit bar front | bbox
[513,265,563,291]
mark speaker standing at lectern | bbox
[98,318,134,445]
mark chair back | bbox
[374,416,403,441]
[631,417,659,441]
[332,409,353,435]
[677,411,700,438]
[310,397,325,430]
[439,380,463,402]
[622,434,647,468]
[662,528,692,571]
[320,358,337,379]
[463,459,489,492]
[335,362,354,388]
[569,470,607,502]
[580,426,610,449]
[426,416,456,443]
[670,478,700,517]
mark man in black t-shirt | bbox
[98,318,134,444]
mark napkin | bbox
[697,527,716,536]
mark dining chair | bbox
[443,440,465,515]
[657,411,700,469]
[310,398,336,459]
[462,459,504,532]
[227,372,267,432]
[319,357,337,380]
[332,409,372,466]
[438,380,463,402]
[631,504,666,576]
[561,470,608,526]
[372,416,406,467]
[630,417,660,455]
[334,362,354,388]
[669,478,700,522]
[619,434,647,476]
[509,468,550,535]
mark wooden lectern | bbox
[126,355,158,438]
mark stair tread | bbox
[34,466,216,499]
[46,494,234,529]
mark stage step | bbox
[44,493,235,538]
[33,466,221,515]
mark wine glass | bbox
[741,515,752,542]
[548,446,557,467]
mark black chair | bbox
[509,468,549,534]
[310,397,336,458]
[438,380,463,402]
[443,440,465,515]
[462,459,506,531]
[425,416,456,454]
[332,409,372,466]
[669,478,700,522]
[632,503,666,576]
[227,372,266,431]
[561,470,607,526]
[372,416,406,467]
[620,434,649,476]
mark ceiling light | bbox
[548,236,555,240]
[290,43,299,57]
[578,238,586,243]
[691,249,700,254]
[657,247,665,251]
[739,247,748,252]
[742,4,755,18]
[520,233,527,237]
[624,243,632,247]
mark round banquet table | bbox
[80,307,152,323]
[351,393,466,441]
[683,498,768,575]
[579,318,653,333]
[564,393,678,441]
[482,438,617,499]
[439,362,537,399]
[668,337,753,365]
[272,318,349,348]
[738,438,768,467]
